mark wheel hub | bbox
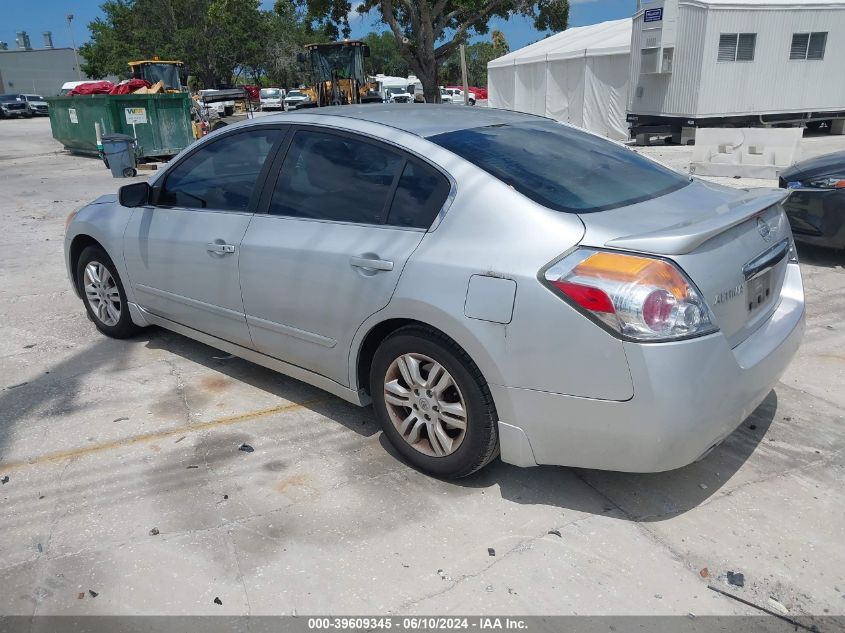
[383,352,468,458]
[83,261,121,327]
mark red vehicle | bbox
[470,86,488,100]
[242,85,261,105]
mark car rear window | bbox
[428,120,690,213]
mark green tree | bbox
[80,0,304,88]
[440,30,508,87]
[362,31,410,77]
[491,29,510,58]
[296,0,568,102]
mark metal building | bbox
[0,31,84,96]
[629,0,845,135]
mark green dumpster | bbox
[46,93,195,160]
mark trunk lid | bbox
[578,179,793,348]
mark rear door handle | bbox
[207,242,236,255]
[350,256,394,272]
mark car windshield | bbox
[139,63,181,90]
[0,95,21,103]
[25,95,44,101]
[387,87,406,94]
[261,89,280,98]
[429,120,690,213]
[288,91,303,97]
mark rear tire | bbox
[76,245,139,339]
[370,326,499,478]
[122,167,137,178]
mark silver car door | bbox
[123,127,284,348]
[239,128,452,386]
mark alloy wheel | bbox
[383,353,468,457]
[83,261,121,326]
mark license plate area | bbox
[746,270,772,313]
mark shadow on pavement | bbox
[431,391,777,523]
[796,243,845,269]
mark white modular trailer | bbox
[629,0,845,133]
[487,19,632,140]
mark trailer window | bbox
[429,120,690,214]
[790,32,827,60]
[717,33,756,62]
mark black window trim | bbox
[150,123,291,214]
[254,122,457,232]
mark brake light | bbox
[543,249,718,341]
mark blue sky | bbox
[2,0,637,52]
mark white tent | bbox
[487,18,632,140]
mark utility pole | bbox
[66,14,82,80]
[459,44,469,106]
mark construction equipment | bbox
[127,58,185,92]
[298,41,382,107]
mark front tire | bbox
[76,245,139,338]
[370,326,499,478]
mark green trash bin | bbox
[101,133,138,178]
[46,93,195,159]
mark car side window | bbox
[387,160,451,229]
[158,128,281,212]
[269,130,404,224]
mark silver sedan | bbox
[64,106,805,478]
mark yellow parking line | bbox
[0,399,320,473]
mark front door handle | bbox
[350,256,394,272]
[207,242,236,255]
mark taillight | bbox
[542,248,718,342]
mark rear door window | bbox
[157,128,281,212]
[429,120,689,213]
[387,160,451,229]
[269,129,404,224]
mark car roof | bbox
[273,104,543,138]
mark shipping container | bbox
[628,0,845,136]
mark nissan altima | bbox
[64,106,805,478]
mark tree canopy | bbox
[297,0,569,100]
[80,0,310,88]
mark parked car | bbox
[383,86,411,103]
[59,81,91,95]
[284,89,310,110]
[21,94,49,116]
[64,106,805,478]
[444,87,477,105]
[780,151,845,249]
[0,94,30,119]
[260,87,285,111]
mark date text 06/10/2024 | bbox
[306,617,528,630]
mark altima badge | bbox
[715,284,744,305]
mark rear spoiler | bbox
[605,188,789,256]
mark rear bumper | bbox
[493,263,805,472]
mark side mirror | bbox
[119,181,151,208]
